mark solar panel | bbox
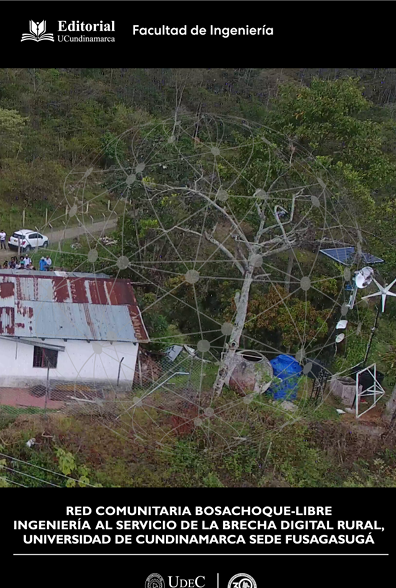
[319,247,384,266]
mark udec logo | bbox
[169,579,205,588]
[228,574,257,588]
[145,576,205,588]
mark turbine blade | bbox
[362,292,380,300]
[386,277,396,291]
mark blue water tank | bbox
[267,354,302,400]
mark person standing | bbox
[24,254,32,267]
[39,257,47,271]
[45,255,52,270]
[0,230,6,249]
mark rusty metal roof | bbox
[0,272,148,343]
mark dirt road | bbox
[0,217,118,260]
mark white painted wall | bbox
[0,338,138,388]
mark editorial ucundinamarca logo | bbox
[20,20,116,43]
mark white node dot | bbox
[185,270,200,284]
[87,249,98,263]
[317,177,326,189]
[295,348,305,363]
[356,322,362,335]
[168,135,176,144]
[252,254,263,267]
[311,195,320,207]
[300,276,311,291]
[243,395,254,404]
[216,189,229,202]
[83,167,93,178]
[126,174,136,186]
[357,242,362,254]
[194,418,203,427]
[91,342,102,354]
[303,362,313,375]
[133,397,142,407]
[344,267,351,281]
[254,189,268,200]
[341,303,349,316]
[211,147,220,156]
[204,407,214,417]
[136,163,145,173]
[221,322,233,336]
[69,204,78,218]
[197,339,210,353]
[117,256,129,270]
[107,330,117,341]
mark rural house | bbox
[0,269,148,390]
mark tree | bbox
[110,117,346,396]
[385,384,396,422]
[270,77,396,212]
[174,183,307,395]
[0,107,27,159]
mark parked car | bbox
[8,229,49,252]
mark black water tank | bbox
[358,370,384,392]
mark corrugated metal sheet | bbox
[0,272,148,342]
[0,269,109,278]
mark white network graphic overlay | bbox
[34,113,382,457]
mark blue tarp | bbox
[267,354,302,400]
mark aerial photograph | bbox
[0,68,395,489]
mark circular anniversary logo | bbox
[228,574,257,588]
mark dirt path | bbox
[0,217,118,260]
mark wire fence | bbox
[0,347,218,488]
[0,347,214,422]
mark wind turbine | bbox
[362,277,396,313]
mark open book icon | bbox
[21,21,54,42]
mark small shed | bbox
[0,270,148,390]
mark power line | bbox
[0,452,97,487]
[0,475,28,488]
[0,464,62,488]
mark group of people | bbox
[2,255,52,271]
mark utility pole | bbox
[44,364,50,414]
[117,357,125,387]
[363,305,381,367]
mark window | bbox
[33,346,58,369]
